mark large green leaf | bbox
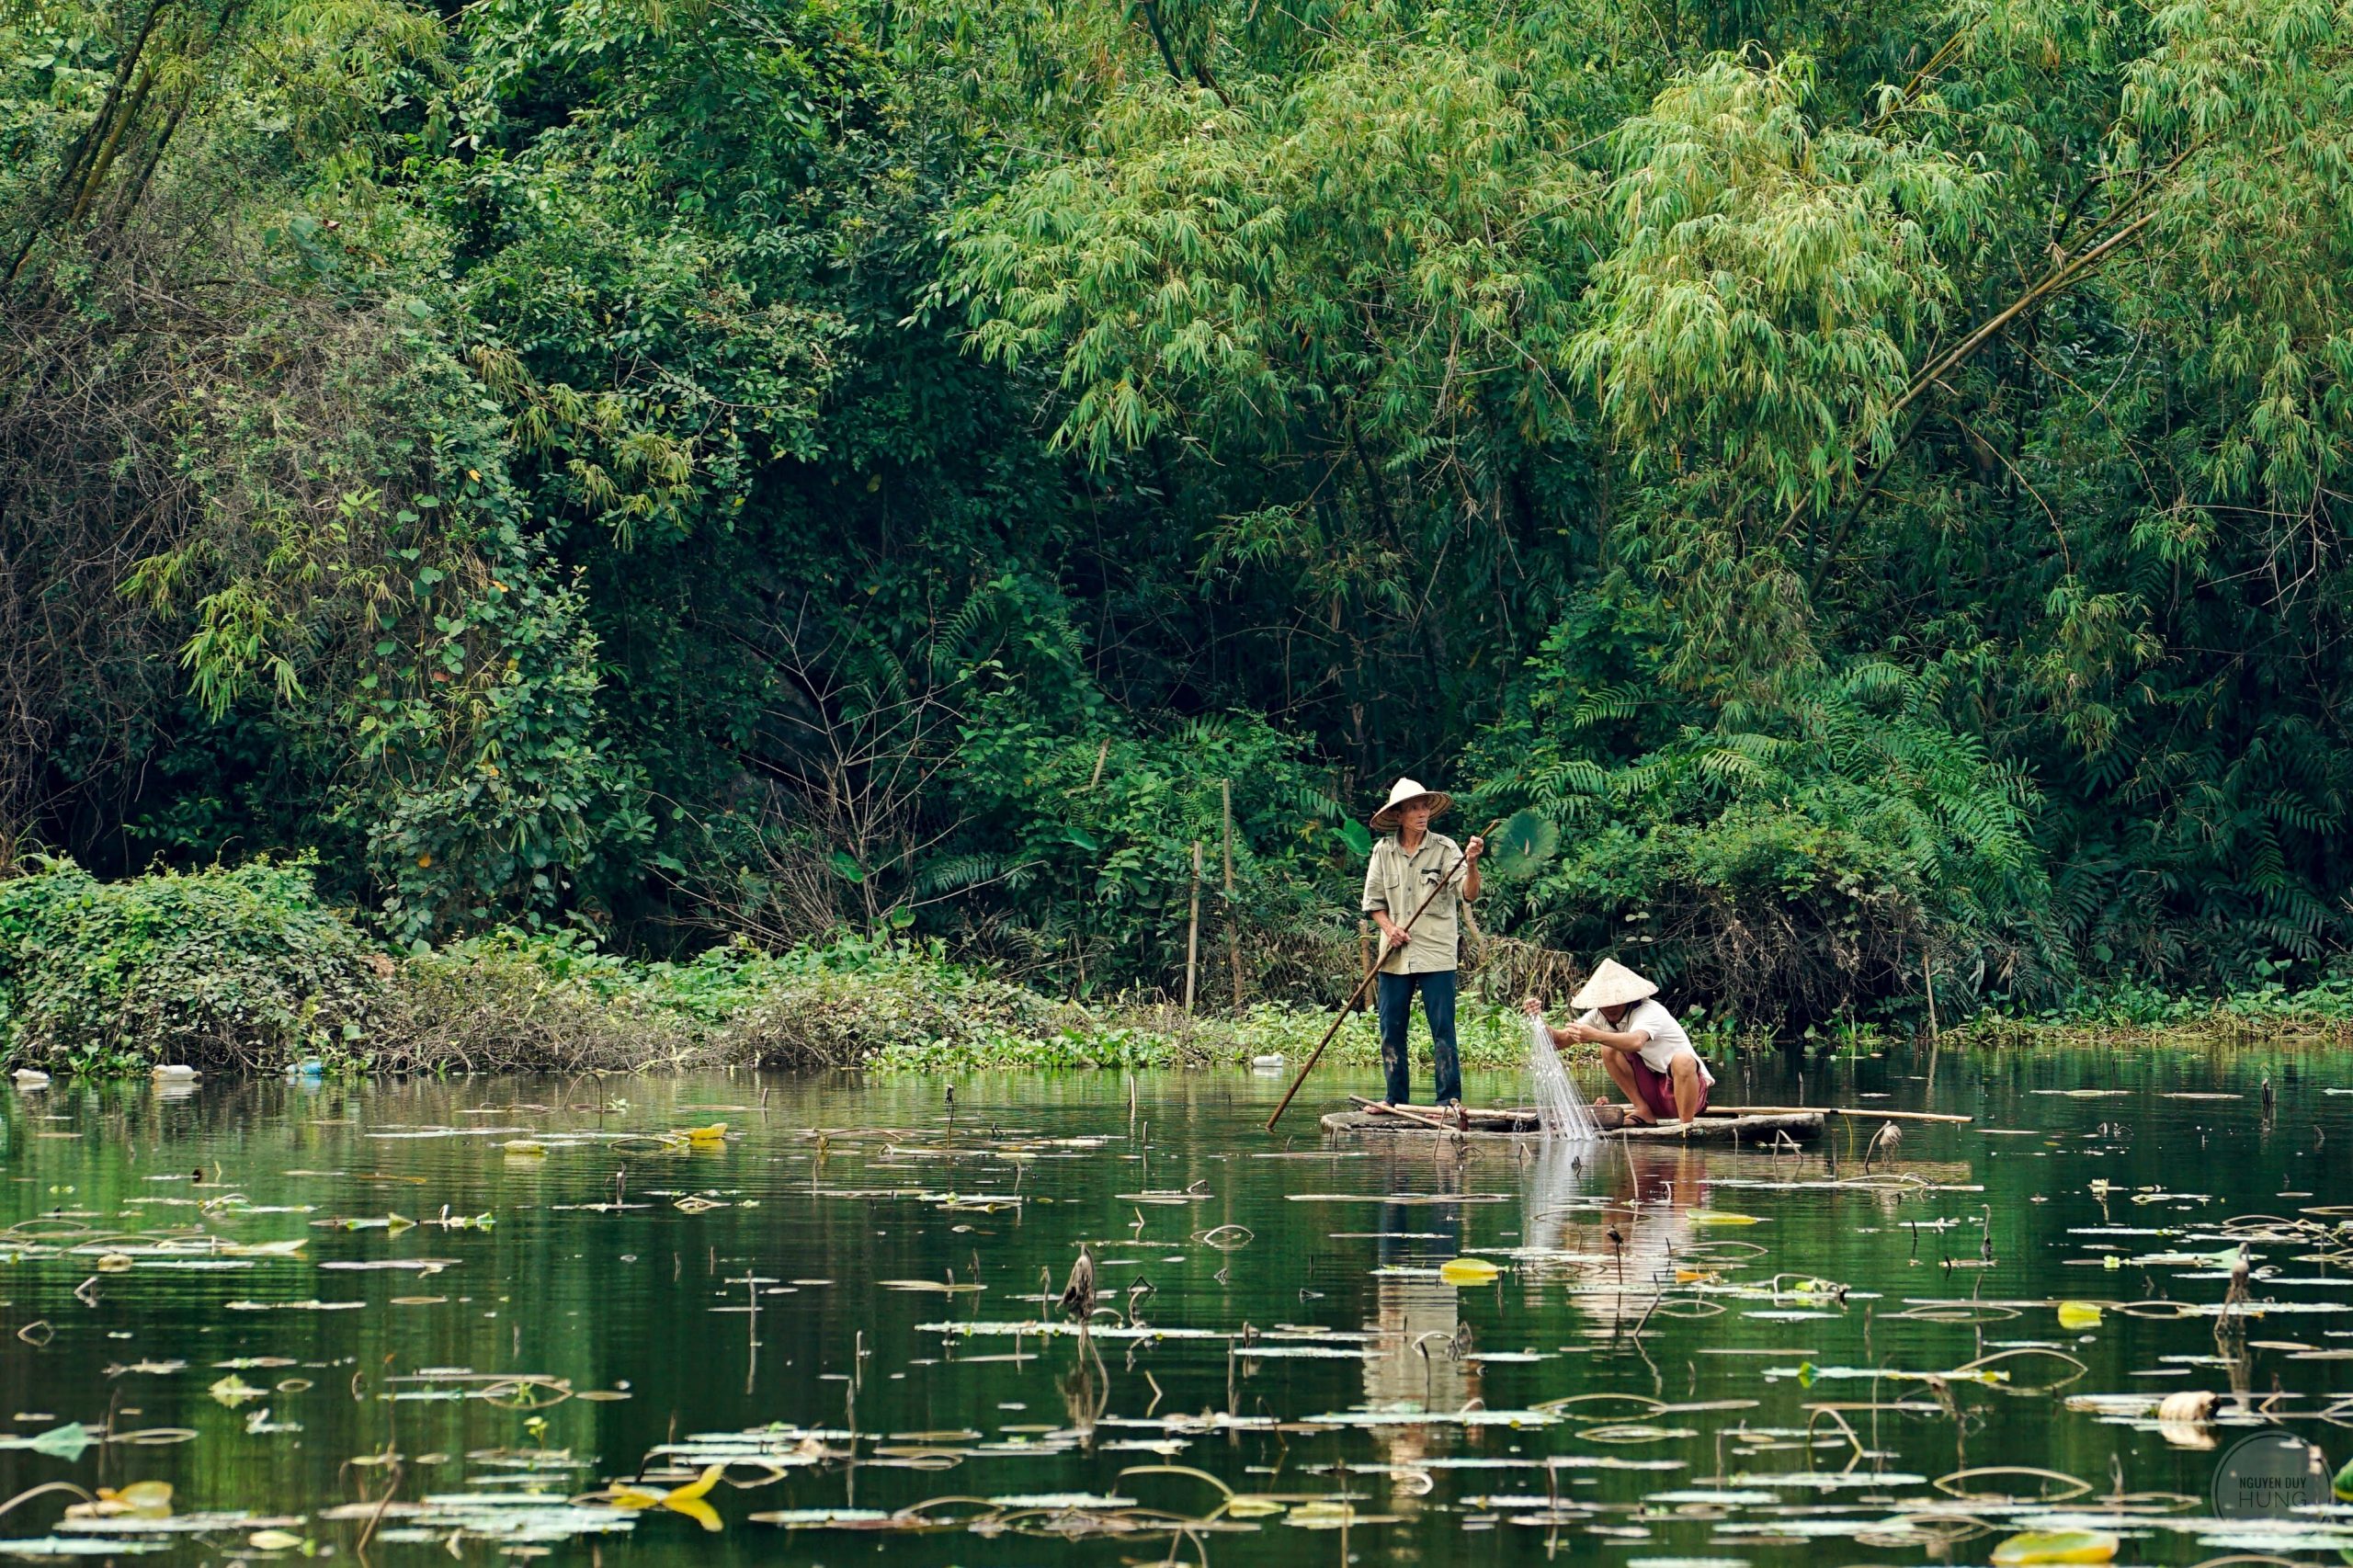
[1486,809,1561,878]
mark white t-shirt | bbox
[1580,1000,1715,1085]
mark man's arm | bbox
[1361,851,1408,950]
[1561,1020,1654,1053]
[1526,999,1639,1051]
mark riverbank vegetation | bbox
[0,858,1561,1073]
[7,0,2353,1053]
[5,858,2345,1075]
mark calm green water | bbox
[0,1042,2348,1564]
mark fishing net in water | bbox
[1520,1137,1595,1252]
[1528,1015,1600,1140]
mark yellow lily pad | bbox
[1438,1257,1502,1286]
[94,1483,171,1519]
[613,1463,726,1530]
[1991,1528,2119,1564]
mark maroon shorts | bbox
[1628,1055,1710,1121]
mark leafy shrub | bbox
[1474,627,2050,1026]
[387,927,1099,1069]
[0,858,384,1071]
[1954,957,2353,1044]
[725,962,1094,1069]
[376,937,710,1074]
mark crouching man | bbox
[1526,959,1713,1125]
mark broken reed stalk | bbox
[0,1483,94,1520]
[355,1460,404,1555]
[1631,1287,1665,1340]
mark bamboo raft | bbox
[1319,1103,1825,1143]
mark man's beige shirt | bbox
[1359,831,1467,975]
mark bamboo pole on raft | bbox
[1706,1105,1973,1125]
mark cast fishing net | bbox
[1528,1015,1599,1140]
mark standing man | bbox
[1360,778,1483,1109]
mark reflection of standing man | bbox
[1360,778,1483,1109]
[1366,1169,1481,1457]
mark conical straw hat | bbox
[1370,777,1452,834]
[1570,958,1656,1010]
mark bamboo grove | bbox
[5,0,2352,1024]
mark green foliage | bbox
[943,699,1358,996]
[1485,809,1561,879]
[10,0,2353,1030]
[398,925,1551,1071]
[1954,955,2353,1043]
[1573,53,1987,517]
[0,858,384,1072]
[0,858,1551,1074]
[1474,627,2047,1024]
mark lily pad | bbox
[1990,1528,2119,1564]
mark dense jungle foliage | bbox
[6,0,2352,1028]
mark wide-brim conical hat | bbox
[1370,777,1452,834]
[1570,958,1656,1010]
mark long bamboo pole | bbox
[1706,1104,1973,1125]
[1266,822,1493,1131]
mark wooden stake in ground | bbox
[1922,951,1939,1041]
[1222,780,1242,1011]
[1183,840,1203,1014]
